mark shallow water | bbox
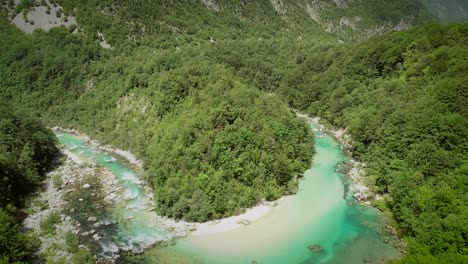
[56,132,171,258]
[56,126,401,263]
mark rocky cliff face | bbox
[419,0,468,23]
[200,0,222,12]
[197,0,433,41]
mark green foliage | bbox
[17,0,33,11]
[147,81,313,221]
[52,173,63,189]
[71,249,94,264]
[65,232,94,264]
[65,232,79,253]
[0,105,57,262]
[0,206,37,263]
[0,105,58,208]
[0,100,57,263]
[40,211,61,235]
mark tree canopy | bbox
[0,0,467,262]
[0,105,57,263]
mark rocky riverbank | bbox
[52,127,143,168]
[22,155,118,262]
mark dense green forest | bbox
[0,105,58,263]
[147,83,312,221]
[1,0,467,262]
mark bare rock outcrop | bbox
[10,0,77,33]
[270,0,287,15]
[200,0,222,12]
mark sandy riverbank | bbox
[190,199,282,236]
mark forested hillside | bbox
[147,83,312,221]
[0,0,467,263]
[0,105,58,263]
[0,0,319,222]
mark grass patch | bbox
[36,200,49,210]
[71,249,94,264]
[52,173,63,189]
[65,232,79,253]
[40,211,61,235]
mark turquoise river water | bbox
[55,121,401,264]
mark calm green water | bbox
[56,127,401,263]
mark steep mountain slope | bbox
[51,0,434,45]
[419,0,468,23]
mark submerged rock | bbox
[173,230,187,238]
[263,200,277,207]
[308,245,323,253]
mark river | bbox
[55,121,401,263]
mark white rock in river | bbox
[83,183,91,189]
[88,216,97,222]
[173,230,187,238]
